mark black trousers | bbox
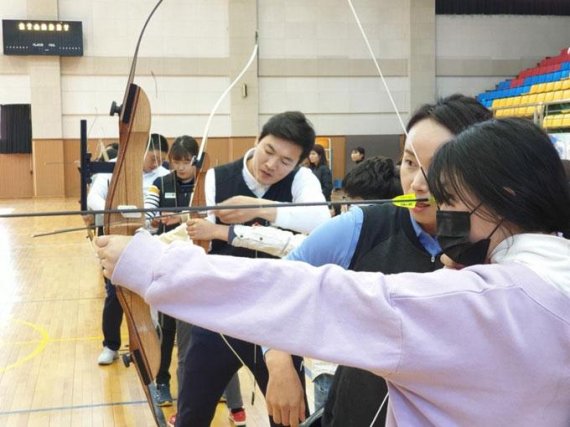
[102,277,123,351]
[176,326,308,427]
[322,366,388,427]
[156,312,177,385]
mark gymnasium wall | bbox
[257,0,412,136]
[436,15,570,98]
[0,0,569,198]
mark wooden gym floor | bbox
[0,198,273,427]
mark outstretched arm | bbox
[96,231,403,374]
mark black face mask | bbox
[436,207,500,267]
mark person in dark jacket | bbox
[308,143,333,201]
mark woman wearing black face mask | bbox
[429,118,570,269]
[98,117,570,426]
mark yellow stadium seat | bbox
[537,83,547,93]
[562,79,570,90]
[536,93,546,103]
[529,94,538,104]
[543,116,552,128]
[563,89,570,101]
[544,92,555,102]
[553,81,562,91]
[505,97,514,107]
[552,90,564,101]
[492,99,500,109]
[552,115,564,128]
[512,97,522,106]
[525,106,536,117]
[530,85,539,94]
[545,82,555,92]
[520,95,530,105]
[562,114,570,127]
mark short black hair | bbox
[169,135,199,161]
[352,146,365,156]
[429,117,570,237]
[407,94,492,135]
[149,133,169,153]
[259,111,315,162]
[343,156,401,200]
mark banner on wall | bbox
[550,133,570,160]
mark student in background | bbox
[144,136,200,407]
[89,133,168,366]
[308,144,333,201]
[350,146,365,164]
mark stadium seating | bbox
[476,48,570,130]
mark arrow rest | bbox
[109,100,122,117]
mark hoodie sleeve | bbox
[112,230,403,374]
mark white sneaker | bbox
[98,347,119,365]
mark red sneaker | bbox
[167,413,176,427]
[229,408,246,426]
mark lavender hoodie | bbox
[113,233,570,426]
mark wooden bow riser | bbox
[106,84,151,236]
[104,83,163,425]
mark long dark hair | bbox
[310,144,328,168]
[407,94,493,134]
[429,118,570,238]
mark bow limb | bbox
[103,1,166,425]
[190,33,259,201]
[188,34,259,250]
[194,33,259,175]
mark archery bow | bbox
[103,1,166,425]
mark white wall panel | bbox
[258,0,410,60]
[58,0,229,58]
[0,75,31,104]
[60,75,230,138]
[436,77,510,99]
[437,15,570,59]
[0,0,26,18]
[260,113,408,136]
[260,77,409,115]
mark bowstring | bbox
[347,0,430,182]
[188,34,260,400]
[346,0,418,422]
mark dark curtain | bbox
[0,104,32,154]
[436,0,570,15]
